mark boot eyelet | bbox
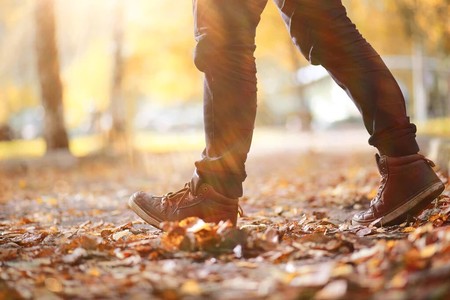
[202,187,208,192]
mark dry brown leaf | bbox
[315,279,348,300]
[62,247,87,264]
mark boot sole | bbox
[128,197,163,229]
[353,181,445,227]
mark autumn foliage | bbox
[1,150,449,299]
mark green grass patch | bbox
[0,132,205,160]
[0,139,46,159]
[0,135,104,160]
[418,118,450,137]
[133,131,204,153]
[70,135,104,156]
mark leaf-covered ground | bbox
[1,143,450,300]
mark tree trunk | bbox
[288,39,312,131]
[34,0,69,151]
[108,0,127,151]
[412,40,428,122]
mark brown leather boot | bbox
[352,154,445,226]
[128,175,240,229]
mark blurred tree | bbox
[343,1,411,54]
[0,1,39,125]
[388,0,450,56]
[387,0,450,121]
[123,0,199,103]
[34,0,69,151]
[256,2,313,129]
[108,0,128,150]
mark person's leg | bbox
[128,0,268,229]
[274,0,444,225]
[193,0,268,198]
[275,0,418,155]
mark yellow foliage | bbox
[343,0,410,54]
[0,83,38,123]
[385,0,450,55]
[123,0,200,102]
[418,118,450,137]
[0,138,46,159]
[63,41,112,128]
[0,134,103,159]
[256,1,300,70]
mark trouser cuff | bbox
[369,123,420,157]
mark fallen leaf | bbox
[112,230,133,241]
[420,244,438,259]
[45,277,63,293]
[315,279,348,300]
[0,248,18,261]
[180,279,202,296]
[289,262,334,287]
[62,247,87,264]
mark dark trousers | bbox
[192,0,419,198]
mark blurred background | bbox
[0,0,449,159]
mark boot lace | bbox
[371,174,387,207]
[160,183,245,219]
[161,183,191,210]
